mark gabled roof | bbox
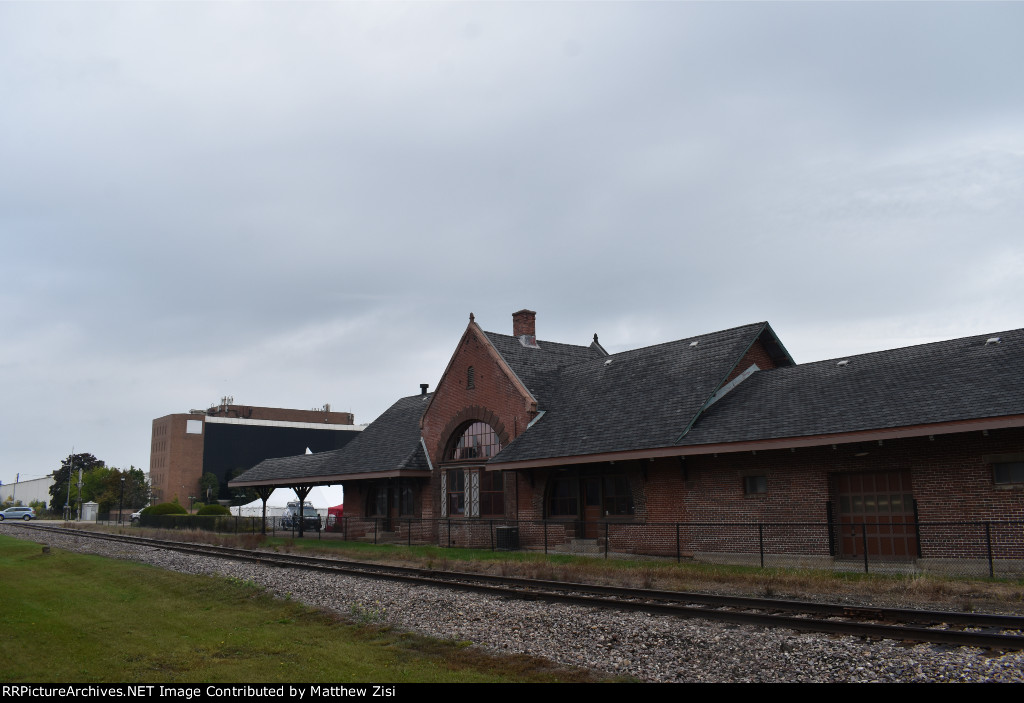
[490,322,773,464]
[230,393,432,486]
[483,331,606,402]
[680,328,1024,447]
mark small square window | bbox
[994,462,1024,485]
[744,475,767,495]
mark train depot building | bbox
[232,310,1024,568]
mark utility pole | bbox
[64,449,73,521]
[76,467,83,521]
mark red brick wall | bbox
[680,428,1024,523]
[676,427,1024,557]
[150,414,206,504]
[339,477,433,541]
[422,325,536,521]
[724,337,779,384]
[422,326,535,465]
[500,427,1024,557]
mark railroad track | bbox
[10,522,1024,652]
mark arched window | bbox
[447,421,501,461]
[442,421,504,518]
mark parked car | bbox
[0,506,36,521]
[281,501,321,531]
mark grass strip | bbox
[0,534,605,683]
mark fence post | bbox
[544,521,548,555]
[447,519,452,548]
[912,500,922,558]
[759,523,765,569]
[676,523,680,563]
[604,522,609,559]
[825,501,835,556]
[374,518,378,545]
[490,520,495,551]
[408,519,412,547]
[861,524,869,574]
[985,522,994,578]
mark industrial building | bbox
[151,399,363,505]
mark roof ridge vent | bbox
[986,337,1002,346]
[836,359,850,367]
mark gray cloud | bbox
[2,2,1022,483]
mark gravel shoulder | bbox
[4,523,1023,683]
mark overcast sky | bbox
[2,2,1022,487]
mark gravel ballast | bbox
[4,524,1023,683]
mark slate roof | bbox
[680,328,1024,446]
[489,322,772,464]
[483,331,606,401]
[230,393,432,485]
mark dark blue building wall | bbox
[203,424,361,499]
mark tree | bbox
[122,466,151,510]
[81,465,114,509]
[229,467,258,506]
[49,453,105,515]
[81,465,151,513]
[199,472,220,505]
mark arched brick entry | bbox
[435,406,511,462]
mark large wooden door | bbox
[836,471,917,559]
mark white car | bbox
[0,506,36,521]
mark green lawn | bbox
[0,535,603,683]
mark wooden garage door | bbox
[835,471,917,559]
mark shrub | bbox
[196,504,231,516]
[141,502,189,516]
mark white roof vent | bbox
[689,341,699,348]
[985,337,1001,346]
[836,359,850,367]
[604,359,613,366]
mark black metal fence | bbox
[97,512,328,539]
[328,516,1024,578]
[88,511,1024,578]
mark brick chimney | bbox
[512,309,536,337]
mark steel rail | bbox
[11,523,1024,651]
